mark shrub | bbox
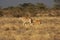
[0,11,3,17]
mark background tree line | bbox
[0,2,60,17]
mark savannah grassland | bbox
[0,17,60,40]
[0,4,60,40]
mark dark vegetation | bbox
[0,3,60,17]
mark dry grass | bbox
[0,17,60,40]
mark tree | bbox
[18,3,36,17]
[0,6,2,9]
[35,3,47,10]
[53,0,60,9]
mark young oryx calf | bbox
[19,17,32,26]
